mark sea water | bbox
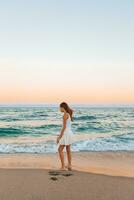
[0,105,134,153]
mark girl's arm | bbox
[57,113,68,144]
[59,113,68,139]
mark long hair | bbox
[60,102,74,121]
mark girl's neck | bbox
[63,110,67,114]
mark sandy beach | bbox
[0,168,134,200]
[0,152,134,200]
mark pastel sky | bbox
[0,0,134,104]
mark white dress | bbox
[59,114,73,145]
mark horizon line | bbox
[0,103,134,107]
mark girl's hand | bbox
[56,136,60,144]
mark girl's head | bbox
[60,102,74,121]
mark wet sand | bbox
[0,152,134,177]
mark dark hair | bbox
[60,102,74,121]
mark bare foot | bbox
[68,165,72,171]
[59,167,66,171]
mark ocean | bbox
[0,105,134,153]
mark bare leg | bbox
[66,145,72,170]
[58,145,65,170]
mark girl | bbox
[57,102,74,171]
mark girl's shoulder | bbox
[63,113,69,120]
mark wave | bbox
[35,124,61,129]
[75,121,107,132]
[0,127,26,137]
[18,114,48,119]
[0,132,133,153]
[74,115,96,121]
[0,106,134,153]
[0,117,21,122]
[114,132,134,141]
[0,141,57,153]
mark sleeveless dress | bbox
[59,114,73,145]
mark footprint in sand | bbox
[50,176,58,181]
[62,173,73,177]
[49,171,62,176]
[49,170,73,181]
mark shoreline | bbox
[0,151,133,178]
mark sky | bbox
[0,0,134,104]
